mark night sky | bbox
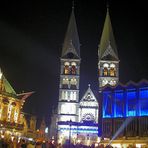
[0,0,148,124]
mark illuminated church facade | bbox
[55,5,148,147]
[56,6,118,145]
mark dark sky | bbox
[0,0,148,123]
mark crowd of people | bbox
[0,138,116,148]
[0,138,56,148]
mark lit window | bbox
[7,105,13,121]
[110,80,116,86]
[63,78,69,85]
[65,91,68,100]
[73,92,76,100]
[61,91,65,100]
[102,79,108,86]
[14,110,18,123]
[64,65,69,74]
[70,92,73,100]
[110,68,116,76]
[110,63,115,68]
[61,103,76,114]
[103,68,108,76]
[103,63,109,68]
[71,62,76,66]
[71,65,76,75]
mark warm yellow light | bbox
[95,143,99,147]
[136,144,144,148]
[1,135,4,138]
[111,144,122,148]
[0,69,2,79]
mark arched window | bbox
[103,68,108,76]
[102,79,108,86]
[73,92,77,100]
[110,64,116,76]
[103,63,109,76]
[61,91,65,100]
[64,62,70,74]
[70,78,77,89]
[71,62,77,75]
[65,91,68,100]
[62,78,69,88]
[110,68,116,76]
[63,78,69,84]
[70,92,73,100]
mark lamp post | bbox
[69,119,72,148]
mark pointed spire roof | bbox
[0,68,16,95]
[98,7,118,60]
[61,7,80,59]
[80,84,98,107]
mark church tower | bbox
[98,7,119,90]
[58,6,80,123]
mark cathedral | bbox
[54,5,119,145]
[50,4,148,147]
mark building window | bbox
[70,78,77,89]
[103,68,108,76]
[127,91,137,117]
[115,92,124,117]
[103,92,112,118]
[64,62,70,74]
[139,88,148,116]
[110,68,116,76]
[71,62,77,75]
[102,79,108,86]
[62,78,69,88]
[73,92,76,100]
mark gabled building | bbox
[55,5,119,146]
[0,68,35,140]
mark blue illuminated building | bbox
[101,80,148,138]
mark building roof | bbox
[80,84,98,107]
[0,68,34,99]
[98,7,118,61]
[61,8,80,59]
[0,68,16,95]
[102,79,148,91]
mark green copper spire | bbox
[61,7,80,59]
[0,69,16,95]
[98,7,118,60]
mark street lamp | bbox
[68,119,72,148]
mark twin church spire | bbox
[61,7,80,59]
[98,7,119,88]
[61,5,119,89]
[98,7,118,61]
[57,5,119,143]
